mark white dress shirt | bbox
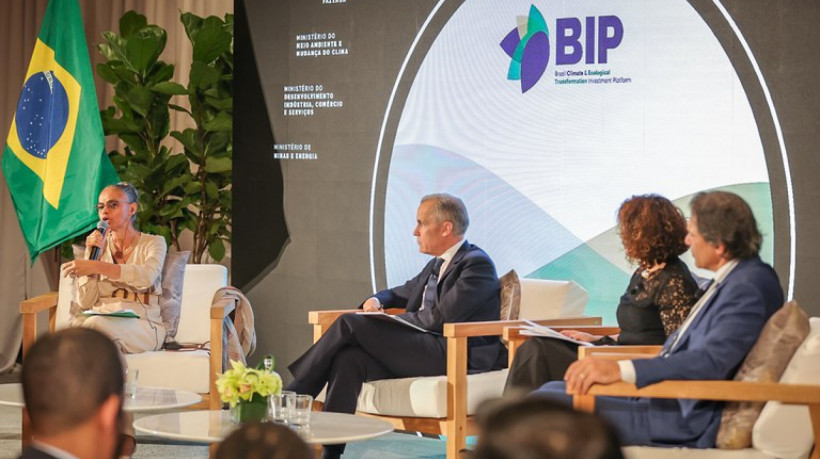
[435,239,466,281]
[29,441,80,459]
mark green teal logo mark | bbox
[500,5,550,93]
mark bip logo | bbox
[501,5,624,93]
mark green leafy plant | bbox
[216,360,282,407]
[97,11,192,250]
[171,12,233,263]
[94,10,233,263]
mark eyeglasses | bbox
[96,200,131,211]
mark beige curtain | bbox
[0,0,233,373]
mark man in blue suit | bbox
[287,193,505,459]
[535,190,783,448]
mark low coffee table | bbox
[134,410,394,445]
[0,383,201,412]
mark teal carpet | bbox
[344,432,446,458]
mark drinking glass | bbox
[124,368,139,399]
[269,390,296,424]
[290,394,313,428]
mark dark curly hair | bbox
[618,194,688,267]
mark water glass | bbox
[290,394,313,428]
[124,368,139,399]
[269,390,296,424]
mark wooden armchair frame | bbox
[19,291,236,444]
[503,325,622,366]
[569,346,820,459]
[309,309,602,459]
[20,292,234,409]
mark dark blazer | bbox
[372,241,505,370]
[632,256,783,447]
[19,446,61,459]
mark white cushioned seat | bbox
[124,349,211,393]
[355,369,509,418]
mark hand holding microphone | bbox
[88,220,109,261]
[62,221,109,279]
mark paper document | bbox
[81,309,140,319]
[519,320,593,346]
[357,311,440,335]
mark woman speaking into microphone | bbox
[61,181,167,354]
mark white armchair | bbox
[22,263,231,408]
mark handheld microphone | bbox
[89,220,109,260]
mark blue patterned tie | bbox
[420,258,444,311]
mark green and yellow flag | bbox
[2,0,118,263]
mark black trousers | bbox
[503,337,580,394]
[286,314,448,458]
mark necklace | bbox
[113,227,138,261]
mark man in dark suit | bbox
[536,190,783,448]
[287,193,505,459]
[20,328,124,459]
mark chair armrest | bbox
[20,292,58,314]
[209,296,237,410]
[504,325,622,364]
[309,308,405,342]
[578,345,662,359]
[443,316,602,338]
[210,297,237,319]
[504,325,621,342]
[574,380,820,404]
[308,308,405,324]
[308,309,357,326]
[21,292,59,358]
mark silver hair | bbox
[421,193,470,236]
[110,182,139,223]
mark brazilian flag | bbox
[2,0,118,263]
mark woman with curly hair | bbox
[504,194,699,393]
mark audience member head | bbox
[473,396,624,459]
[688,191,761,268]
[215,422,313,459]
[22,328,123,457]
[415,193,469,255]
[617,194,688,267]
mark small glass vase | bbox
[230,393,269,424]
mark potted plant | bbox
[216,359,282,423]
[94,10,232,263]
